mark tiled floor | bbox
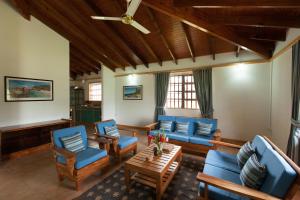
[0,130,235,200]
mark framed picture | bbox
[4,76,54,102]
[123,85,143,100]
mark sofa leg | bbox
[133,147,137,155]
[148,138,151,146]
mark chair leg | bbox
[133,147,137,155]
[75,180,80,191]
[119,155,122,163]
[58,174,64,182]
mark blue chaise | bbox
[145,115,221,154]
[197,135,299,200]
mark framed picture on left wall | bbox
[4,76,54,102]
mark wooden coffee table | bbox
[124,143,182,200]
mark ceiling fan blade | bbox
[126,0,142,16]
[131,20,150,34]
[91,16,122,21]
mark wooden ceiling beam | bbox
[11,0,31,20]
[181,23,195,62]
[142,0,272,58]
[30,1,120,71]
[146,8,178,64]
[207,36,216,60]
[70,57,98,74]
[85,0,149,69]
[47,0,128,69]
[112,0,163,67]
[208,15,300,28]
[232,26,287,41]
[173,0,300,8]
[70,49,101,72]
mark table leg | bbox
[125,167,130,192]
[156,177,162,200]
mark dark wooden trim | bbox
[11,0,31,20]
[236,46,241,57]
[208,36,216,60]
[173,0,300,8]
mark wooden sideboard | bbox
[0,119,71,160]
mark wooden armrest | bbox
[52,147,76,177]
[144,122,159,130]
[209,140,242,149]
[52,146,76,159]
[197,172,280,200]
[117,124,147,131]
[88,136,110,145]
[100,134,119,140]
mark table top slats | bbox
[125,144,181,174]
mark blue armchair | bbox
[94,120,138,162]
[51,125,110,190]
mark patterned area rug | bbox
[74,155,204,200]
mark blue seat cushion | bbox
[189,135,213,146]
[205,150,240,173]
[199,164,249,200]
[167,132,189,142]
[57,147,107,169]
[251,135,272,160]
[118,135,138,149]
[260,148,297,198]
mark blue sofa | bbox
[197,135,298,200]
[146,115,221,154]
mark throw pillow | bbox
[61,132,86,153]
[159,120,172,132]
[236,141,255,168]
[175,122,189,134]
[195,122,213,135]
[240,154,267,189]
[104,125,120,137]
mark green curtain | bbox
[193,68,213,118]
[155,72,170,121]
[287,41,300,165]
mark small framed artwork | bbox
[123,85,143,100]
[5,76,54,102]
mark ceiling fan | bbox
[91,0,150,34]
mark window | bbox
[166,74,199,109]
[89,82,101,101]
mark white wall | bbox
[101,66,116,120]
[116,74,155,125]
[270,49,292,152]
[115,63,272,141]
[0,2,69,127]
[213,63,271,141]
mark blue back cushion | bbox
[175,117,194,135]
[95,120,116,135]
[157,115,176,131]
[260,148,297,198]
[252,135,273,160]
[53,125,88,149]
[193,118,218,135]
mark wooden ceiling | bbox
[10,0,300,79]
